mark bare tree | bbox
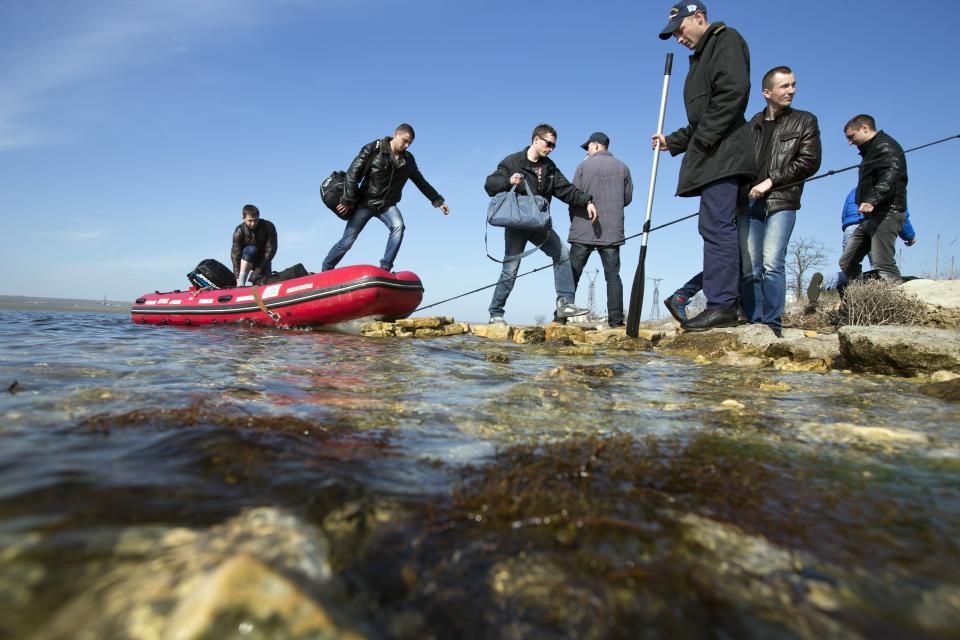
[533,314,548,326]
[786,236,828,303]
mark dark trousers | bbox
[839,211,905,282]
[569,243,624,325]
[697,178,740,309]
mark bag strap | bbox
[484,179,552,264]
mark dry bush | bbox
[783,291,843,333]
[837,279,928,327]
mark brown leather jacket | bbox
[745,107,822,213]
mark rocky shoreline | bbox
[360,279,960,394]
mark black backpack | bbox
[320,139,381,219]
[187,258,236,290]
[264,263,310,284]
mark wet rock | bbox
[442,322,470,336]
[931,370,960,383]
[546,364,615,378]
[544,325,586,344]
[764,333,840,366]
[605,335,653,351]
[544,336,575,347]
[901,279,960,329]
[557,346,595,356]
[485,353,511,364]
[396,316,451,330]
[512,326,546,345]
[720,399,745,409]
[582,328,625,345]
[360,321,390,334]
[715,352,769,368]
[920,378,960,402]
[489,554,569,608]
[798,421,930,450]
[839,326,960,376]
[414,328,446,338]
[361,330,393,338]
[661,329,740,358]
[471,323,515,341]
[163,555,359,640]
[772,357,832,373]
[36,508,363,640]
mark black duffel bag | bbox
[187,258,236,290]
[320,139,381,219]
[264,263,310,284]
[320,171,350,219]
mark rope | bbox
[415,133,959,313]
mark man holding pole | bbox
[652,1,756,332]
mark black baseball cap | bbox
[580,132,610,150]
[659,1,707,40]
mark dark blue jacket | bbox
[842,188,914,241]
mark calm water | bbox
[1,310,958,639]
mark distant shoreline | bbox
[0,295,130,314]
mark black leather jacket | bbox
[484,148,592,206]
[745,107,821,213]
[231,218,277,277]
[856,130,908,214]
[342,137,444,213]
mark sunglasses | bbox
[538,137,556,149]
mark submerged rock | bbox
[839,326,960,376]
[920,377,960,402]
[35,508,364,640]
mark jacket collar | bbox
[382,136,408,167]
[857,130,883,157]
[694,21,726,55]
[749,106,793,127]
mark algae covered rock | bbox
[512,326,546,345]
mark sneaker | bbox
[663,293,688,323]
[489,316,506,325]
[805,272,823,313]
[555,298,589,319]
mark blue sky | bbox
[3,0,958,324]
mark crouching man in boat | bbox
[322,123,450,273]
[231,204,278,286]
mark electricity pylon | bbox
[648,278,663,320]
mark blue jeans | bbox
[322,205,404,272]
[488,226,576,317]
[569,243,623,325]
[738,201,796,330]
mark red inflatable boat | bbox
[130,265,423,328]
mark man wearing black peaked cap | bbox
[652,1,756,331]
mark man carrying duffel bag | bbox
[484,123,597,324]
[321,123,450,273]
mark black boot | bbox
[681,307,739,332]
[805,272,823,314]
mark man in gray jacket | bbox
[568,132,633,327]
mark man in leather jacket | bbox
[738,66,821,335]
[653,1,756,332]
[839,114,909,282]
[484,123,598,323]
[321,123,450,272]
[231,204,277,286]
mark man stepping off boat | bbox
[322,123,450,273]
